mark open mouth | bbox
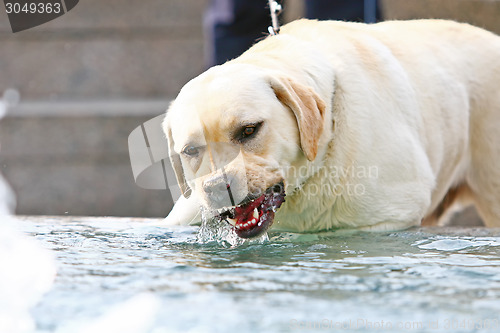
[216,182,286,238]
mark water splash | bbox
[196,208,269,247]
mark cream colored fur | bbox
[163,19,500,232]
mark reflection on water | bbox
[16,216,500,332]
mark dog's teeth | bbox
[252,208,259,219]
[227,218,237,226]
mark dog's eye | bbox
[182,145,199,157]
[243,126,256,136]
[237,122,262,142]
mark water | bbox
[13,216,500,333]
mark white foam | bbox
[0,218,57,332]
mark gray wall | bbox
[0,1,207,217]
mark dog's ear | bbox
[164,118,192,198]
[270,77,326,161]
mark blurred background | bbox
[0,0,499,220]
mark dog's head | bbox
[163,63,326,238]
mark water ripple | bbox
[13,217,500,333]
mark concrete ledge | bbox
[5,99,170,117]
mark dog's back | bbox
[250,19,500,228]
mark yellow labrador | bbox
[163,19,500,238]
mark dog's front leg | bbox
[164,195,202,226]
